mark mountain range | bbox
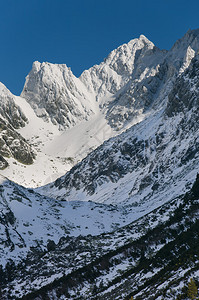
[0,29,199,299]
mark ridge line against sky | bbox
[0,0,199,95]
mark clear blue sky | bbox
[1,0,199,95]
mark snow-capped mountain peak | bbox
[1,29,199,299]
[21,60,96,129]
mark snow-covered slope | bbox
[0,174,136,267]
[0,29,199,299]
[2,93,122,187]
[2,175,199,299]
[39,50,199,225]
[0,93,69,187]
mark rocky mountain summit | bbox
[0,29,199,299]
[21,61,96,129]
[21,30,199,131]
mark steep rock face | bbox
[169,28,199,65]
[0,83,27,129]
[0,117,35,165]
[0,84,35,167]
[166,53,199,116]
[21,62,96,129]
[0,155,8,170]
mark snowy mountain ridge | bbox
[1,29,198,187]
[80,34,158,98]
[0,29,199,299]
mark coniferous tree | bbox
[187,278,198,300]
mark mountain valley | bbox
[0,29,199,299]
